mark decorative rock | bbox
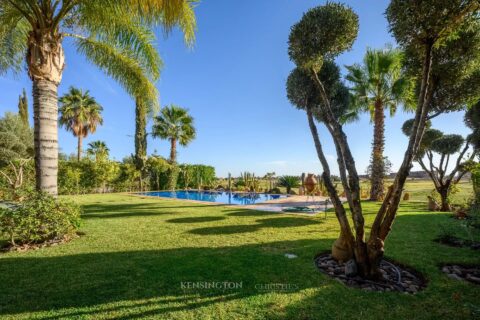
[466,275,480,284]
[345,259,358,277]
[446,273,463,281]
[452,266,462,275]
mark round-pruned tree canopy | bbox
[386,0,480,48]
[403,20,480,115]
[286,67,318,111]
[430,134,465,155]
[401,118,432,137]
[288,2,358,71]
[465,101,480,150]
[286,60,351,123]
[465,101,480,131]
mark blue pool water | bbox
[138,190,286,205]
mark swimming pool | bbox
[137,190,287,205]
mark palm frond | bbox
[128,0,197,46]
[97,0,197,46]
[74,35,159,107]
[0,3,29,75]
[76,2,163,81]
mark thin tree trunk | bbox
[369,99,385,201]
[310,70,367,271]
[77,135,82,161]
[170,138,177,163]
[33,79,59,195]
[306,107,355,261]
[135,98,147,190]
[367,41,435,277]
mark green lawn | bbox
[0,193,479,319]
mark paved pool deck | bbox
[242,195,337,215]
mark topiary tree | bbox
[286,1,480,278]
[403,18,480,121]
[403,119,476,211]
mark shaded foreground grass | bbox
[0,194,479,319]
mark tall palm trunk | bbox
[28,30,65,195]
[33,79,60,195]
[77,135,83,161]
[369,99,385,201]
[170,138,177,163]
[135,98,147,190]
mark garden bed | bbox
[315,253,427,293]
[435,236,480,250]
[441,264,480,285]
[0,232,81,253]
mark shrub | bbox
[277,176,300,194]
[0,192,81,247]
[269,187,282,194]
[468,202,480,229]
[166,165,180,190]
[471,164,480,204]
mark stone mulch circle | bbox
[315,253,427,294]
[441,264,480,285]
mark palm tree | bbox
[346,47,414,200]
[59,87,103,161]
[86,140,109,162]
[152,105,196,163]
[0,1,196,195]
[277,176,300,195]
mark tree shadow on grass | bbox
[0,238,333,319]
[167,216,226,223]
[81,201,217,219]
[189,216,321,235]
[225,209,279,217]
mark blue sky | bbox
[0,0,470,177]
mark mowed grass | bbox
[0,191,479,319]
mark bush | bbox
[268,187,282,194]
[166,165,180,190]
[277,175,300,194]
[0,192,81,246]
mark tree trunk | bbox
[306,107,355,261]
[366,41,435,277]
[369,99,385,201]
[32,79,60,195]
[135,98,147,190]
[77,135,82,161]
[438,185,451,212]
[170,138,177,163]
[27,29,64,196]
